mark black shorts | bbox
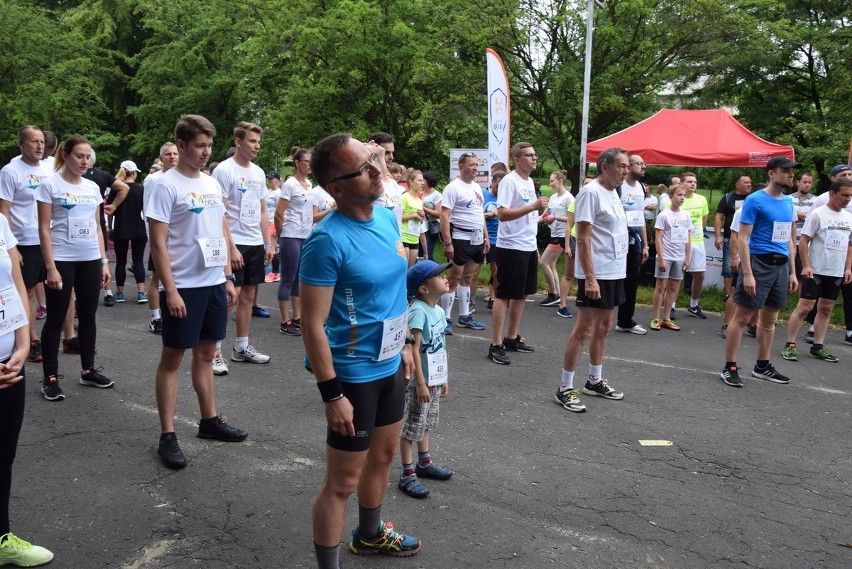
[403,242,419,250]
[328,366,405,452]
[485,244,496,264]
[799,274,842,301]
[450,237,485,266]
[148,251,156,273]
[234,244,265,287]
[18,245,45,289]
[495,247,538,299]
[576,278,625,310]
[160,284,227,350]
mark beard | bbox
[633,172,646,183]
[777,182,794,193]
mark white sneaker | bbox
[615,323,648,335]
[231,345,271,364]
[212,351,229,375]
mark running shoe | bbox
[197,415,248,441]
[349,521,420,557]
[554,388,586,412]
[539,293,560,307]
[231,345,271,364]
[720,366,742,387]
[35,305,46,320]
[719,325,727,339]
[415,462,454,480]
[149,318,163,335]
[805,330,815,344]
[80,367,115,388]
[686,305,706,319]
[280,321,301,336]
[158,433,187,469]
[444,319,454,336]
[457,314,485,330]
[28,340,42,363]
[104,294,116,307]
[487,344,510,365]
[486,298,494,310]
[292,318,301,328]
[41,375,65,401]
[809,346,839,363]
[616,323,647,335]
[649,319,662,331]
[0,532,54,567]
[398,474,429,498]
[556,307,573,318]
[745,325,757,338]
[62,337,99,354]
[781,344,798,361]
[212,351,229,375]
[660,319,680,331]
[114,292,125,303]
[845,333,852,345]
[137,291,148,304]
[669,307,676,320]
[252,305,271,318]
[264,272,278,283]
[582,378,624,400]
[752,363,790,384]
[503,336,534,352]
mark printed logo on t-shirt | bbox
[396,241,406,258]
[25,174,41,191]
[465,192,484,208]
[184,192,221,214]
[238,178,249,193]
[60,193,78,209]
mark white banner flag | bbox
[486,48,510,175]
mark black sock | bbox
[811,344,823,352]
[756,360,769,368]
[159,432,176,441]
[725,361,736,369]
[314,542,340,569]
[358,504,382,540]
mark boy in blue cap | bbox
[399,260,454,498]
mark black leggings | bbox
[0,371,25,534]
[41,260,102,376]
[113,237,147,286]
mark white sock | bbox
[671,302,676,309]
[589,364,603,383]
[104,289,113,297]
[440,292,455,320]
[560,369,575,391]
[216,340,222,350]
[235,336,248,351]
[689,298,698,309]
[457,286,470,316]
[150,308,160,320]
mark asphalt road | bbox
[10,278,852,568]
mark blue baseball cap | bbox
[406,260,452,295]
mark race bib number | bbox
[427,350,448,386]
[692,221,702,238]
[771,221,791,243]
[452,227,474,241]
[69,219,96,240]
[240,199,261,224]
[470,227,484,246]
[376,313,406,361]
[672,225,689,244]
[825,229,849,251]
[0,285,28,335]
[614,232,628,259]
[626,210,644,227]
[407,219,421,235]
[197,237,227,267]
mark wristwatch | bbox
[225,274,236,282]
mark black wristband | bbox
[317,378,344,402]
[404,335,416,346]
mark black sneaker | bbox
[158,433,187,469]
[745,325,757,338]
[686,305,706,319]
[539,293,560,307]
[845,333,852,345]
[752,363,790,384]
[80,367,115,388]
[103,294,116,307]
[148,318,163,335]
[503,336,534,353]
[720,366,742,387]
[197,416,248,442]
[28,340,43,363]
[805,330,815,344]
[554,389,586,412]
[41,375,65,401]
[582,378,624,400]
[487,344,510,365]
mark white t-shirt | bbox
[644,195,658,220]
[496,171,539,251]
[655,207,692,262]
[441,178,485,231]
[279,177,314,239]
[36,174,102,261]
[573,179,628,280]
[308,186,335,218]
[657,192,671,216]
[547,191,574,238]
[375,179,403,233]
[0,214,26,361]
[730,208,743,234]
[800,205,852,278]
[145,169,228,289]
[620,180,646,228]
[264,189,280,223]
[213,158,266,246]
[0,158,52,245]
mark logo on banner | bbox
[489,88,508,144]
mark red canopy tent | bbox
[586,109,795,167]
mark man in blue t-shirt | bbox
[721,156,800,388]
[299,133,420,568]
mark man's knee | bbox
[757,309,779,331]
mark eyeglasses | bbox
[330,153,378,183]
[521,153,537,159]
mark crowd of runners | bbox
[1,120,850,568]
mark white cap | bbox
[120,160,139,172]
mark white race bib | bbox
[825,229,849,251]
[469,227,484,246]
[692,221,702,238]
[614,232,628,259]
[626,210,644,227]
[407,219,421,235]
[375,313,406,362]
[197,237,227,267]
[0,285,28,335]
[771,221,791,243]
[69,219,96,240]
[427,350,448,386]
[240,199,261,224]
